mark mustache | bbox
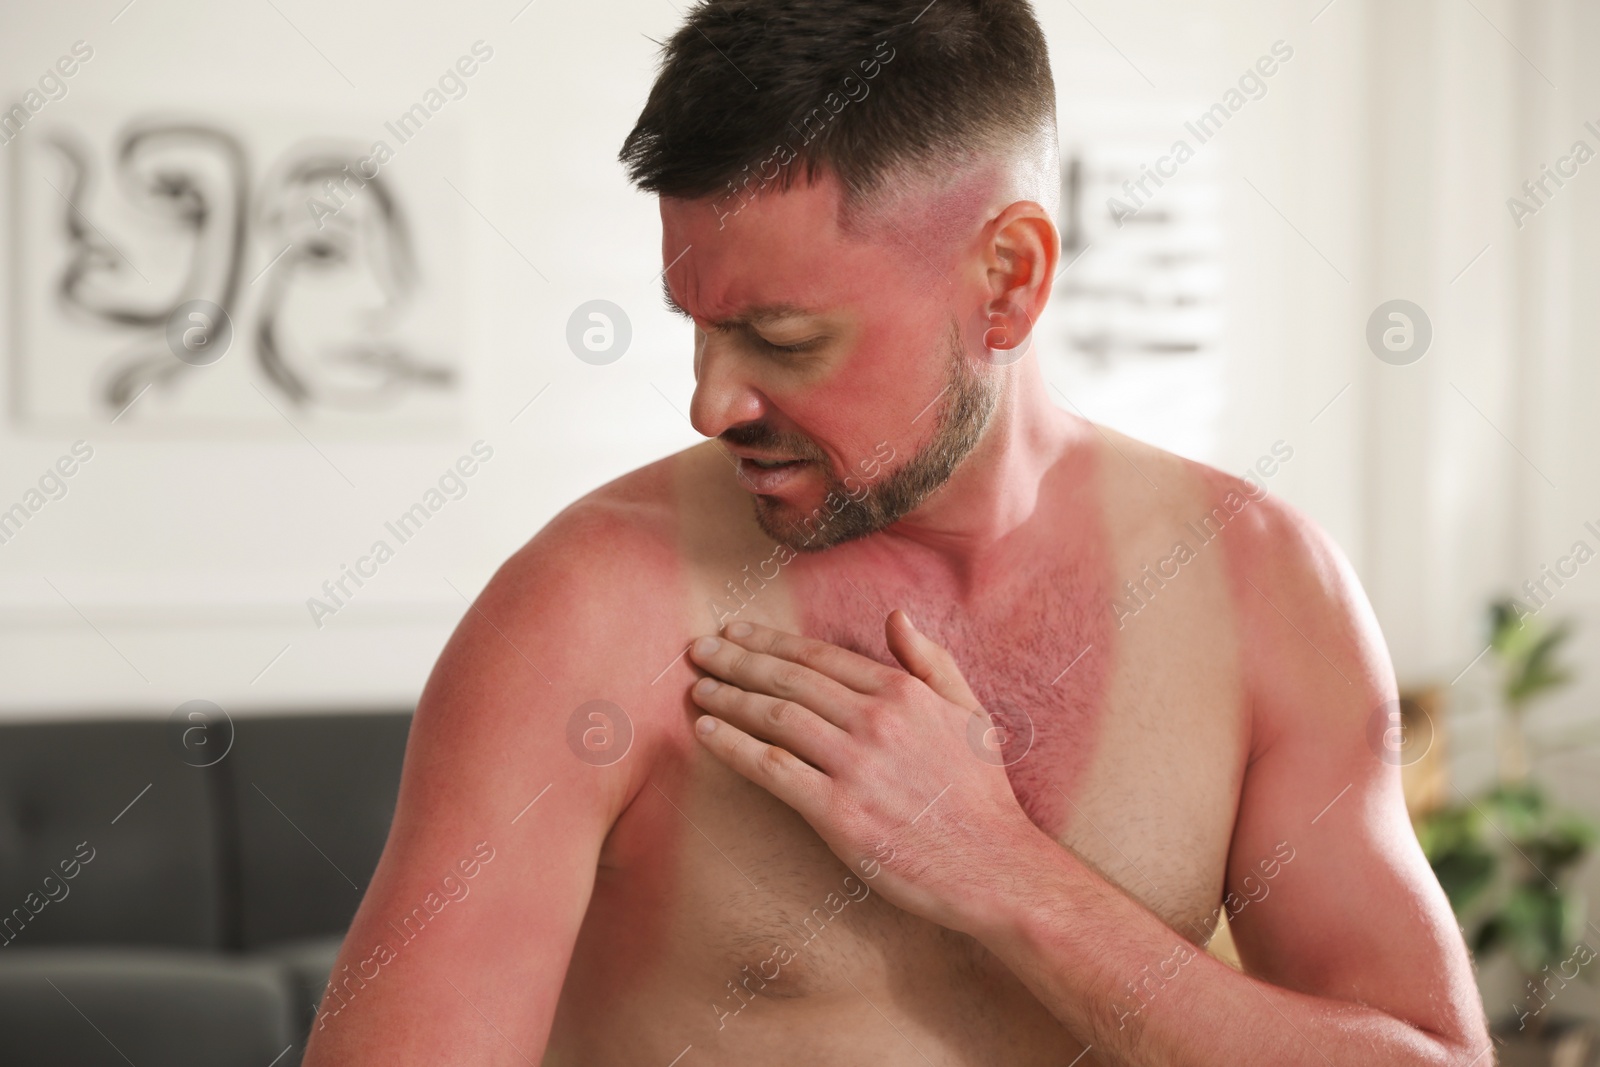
[720,423,823,460]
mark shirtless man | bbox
[302,1,1490,1063]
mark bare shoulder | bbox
[483,453,683,632]
[1078,422,1386,732]
[1081,421,1300,543]
[1083,423,1339,592]
[1079,421,1372,724]
[1174,448,1387,742]
[302,454,701,1063]
[403,450,704,828]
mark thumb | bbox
[885,609,980,710]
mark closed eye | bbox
[758,336,822,355]
[661,277,692,319]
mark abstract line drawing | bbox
[48,122,249,409]
[254,147,454,410]
[13,114,461,428]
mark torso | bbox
[544,427,1252,1065]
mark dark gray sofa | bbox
[0,711,411,1067]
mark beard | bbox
[725,317,1001,553]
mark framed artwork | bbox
[7,105,465,433]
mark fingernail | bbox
[695,677,720,696]
[727,621,753,638]
[695,715,717,736]
[693,636,720,656]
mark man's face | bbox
[660,170,1000,551]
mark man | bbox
[303,1,1491,1063]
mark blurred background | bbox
[1,0,1597,1064]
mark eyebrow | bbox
[660,276,820,329]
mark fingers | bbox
[884,610,981,711]
[689,633,866,728]
[720,620,897,695]
[692,711,830,820]
[690,673,849,773]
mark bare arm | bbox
[302,502,662,1065]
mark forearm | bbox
[970,835,1478,1067]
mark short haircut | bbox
[618,0,1057,228]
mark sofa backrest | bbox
[226,712,411,949]
[0,710,411,952]
[0,720,227,949]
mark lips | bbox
[735,456,808,493]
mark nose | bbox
[688,331,766,439]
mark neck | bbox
[877,355,1084,587]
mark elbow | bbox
[1406,1022,1492,1067]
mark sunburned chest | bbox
[619,562,1248,1006]
[689,544,1119,828]
[781,555,1251,917]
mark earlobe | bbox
[967,295,1035,367]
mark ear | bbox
[970,202,1058,362]
[884,610,981,710]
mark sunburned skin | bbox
[538,439,1247,1065]
[302,158,1486,1067]
[784,441,1117,837]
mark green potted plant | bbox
[1414,599,1599,1065]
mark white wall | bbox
[0,0,1594,800]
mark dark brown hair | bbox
[618,0,1057,223]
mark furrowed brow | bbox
[659,276,821,329]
